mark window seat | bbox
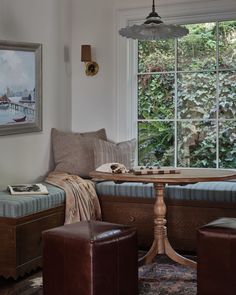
[0,184,65,279]
[96,180,236,252]
[1,180,236,279]
[0,184,65,218]
[1,180,235,219]
[96,181,236,203]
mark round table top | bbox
[90,168,236,184]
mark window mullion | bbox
[174,38,178,168]
[216,21,220,168]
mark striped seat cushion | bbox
[95,181,154,199]
[165,181,236,203]
[2,180,236,218]
[0,184,65,218]
[95,181,236,203]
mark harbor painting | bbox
[0,41,42,135]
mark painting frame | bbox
[0,40,42,136]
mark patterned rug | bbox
[0,255,196,295]
[0,271,43,295]
[139,255,196,295]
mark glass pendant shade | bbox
[119,0,189,40]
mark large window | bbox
[137,20,236,168]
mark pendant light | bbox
[119,0,189,40]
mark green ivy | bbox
[137,21,236,168]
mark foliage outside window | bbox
[137,20,236,168]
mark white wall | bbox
[0,0,72,186]
[71,0,116,139]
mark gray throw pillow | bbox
[94,138,136,169]
[51,128,107,178]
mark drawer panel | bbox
[100,200,154,248]
[17,211,64,265]
[0,226,16,267]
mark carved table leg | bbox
[139,182,197,269]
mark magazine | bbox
[8,183,49,195]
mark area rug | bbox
[139,255,196,295]
[0,271,43,295]
[0,255,196,295]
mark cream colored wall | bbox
[0,0,72,186]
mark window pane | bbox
[219,121,236,168]
[177,121,216,167]
[219,21,236,69]
[177,72,216,119]
[219,71,236,119]
[138,121,174,166]
[178,23,216,71]
[138,74,175,119]
[138,40,175,73]
[136,20,236,169]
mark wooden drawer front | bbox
[17,211,64,265]
[0,226,16,267]
[101,200,154,248]
[167,205,236,251]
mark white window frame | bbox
[116,5,236,166]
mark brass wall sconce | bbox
[81,45,99,76]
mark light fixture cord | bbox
[152,0,155,12]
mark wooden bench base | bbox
[0,205,64,279]
[1,193,236,279]
[99,195,236,252]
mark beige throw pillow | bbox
[51,128,107,178]
[94,139,136,169]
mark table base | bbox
[139,234,197,268]
[139,183,197,269]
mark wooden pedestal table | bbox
[90,168,236,269]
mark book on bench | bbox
[8,183,49,195]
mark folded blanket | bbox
[45,172,101,224]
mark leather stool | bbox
[42,221,138,295]
[197,217,236,295]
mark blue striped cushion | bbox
[165,181,236,203]
[0,184,65,218]
[2,180,236,218]
[95,181,236,203]
[95,181,154,199]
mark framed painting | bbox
[0,40,42,135]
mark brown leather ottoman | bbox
[197,217,236,295]
[42,221,138,295]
